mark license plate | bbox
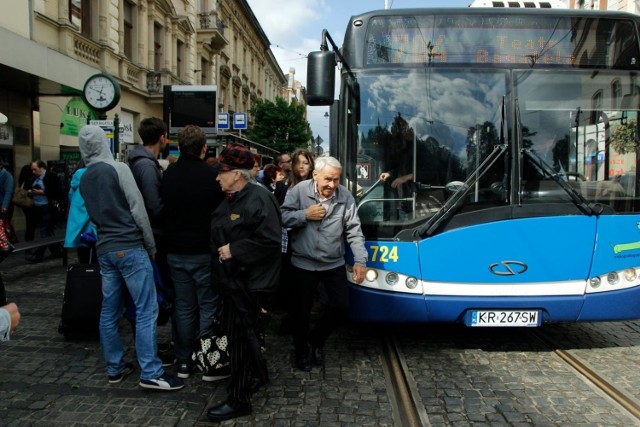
[468,310,540,327]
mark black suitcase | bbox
[58,263,102,339]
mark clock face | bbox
[83,74,120,111]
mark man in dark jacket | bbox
[128,117,166,229]
[161,125,224,380]
[128,118,174,365]
[26,160,63,262]
[206,144,281,422]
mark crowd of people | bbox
[1,119,369,422]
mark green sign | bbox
[60,151,81,162]
[61,97,96,136]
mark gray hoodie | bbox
[78,125,156,257]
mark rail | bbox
[2,236,68,266]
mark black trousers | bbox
[291,265,350,357]
[225,288,268,404]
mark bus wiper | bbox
[415,144,508,238]
[523,149,597,216]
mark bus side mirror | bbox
[307,50,335,106]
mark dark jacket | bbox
[128,144,163,229]
[274,180,289,205]
[210,183,281,294]
[161,153,224,254]
[35,170,63,204]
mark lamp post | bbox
[315,134,324,157]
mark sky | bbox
[245,0,473,148]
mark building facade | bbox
[0,0,288,185]
[568,0,640,12]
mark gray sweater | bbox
[281,179,367,271]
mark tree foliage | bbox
[248,97,313,154]
[610,120,639,154]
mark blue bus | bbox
[306,7,640,327]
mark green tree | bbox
[248,97,313,153]
[611,120,639,154]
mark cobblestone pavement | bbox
[0,253,394,427]
[397,324,640,426]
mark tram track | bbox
[380,331,430,427]
[533,329,640,423]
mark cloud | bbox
[247,0,329,83]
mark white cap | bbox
[0,113,7,125]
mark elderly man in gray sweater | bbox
[281,155,368,372]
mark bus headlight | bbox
[405,277,418,289]
[385,272,399,286]
[365,269,378,282]
[607,272,619,285]
[624,268,637,282]
[589,277,601,289]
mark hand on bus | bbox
[391,173,414,189]
[352,265,366,284]
[379,172,391,181]
[305,204,326,221]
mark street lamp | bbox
[315,134,324,157]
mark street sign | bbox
[90,120,114,127]
[233,112,247,130]
[218,113,229,129]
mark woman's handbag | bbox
[12,184,33,208]
[192,321,231,382]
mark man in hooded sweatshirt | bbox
[77,125,183,391]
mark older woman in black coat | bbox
[207,144,281,423]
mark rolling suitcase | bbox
[58,262,102,339]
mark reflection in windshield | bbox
[516,70,637,206]
[355,69,507,234]
[354,68,639,237]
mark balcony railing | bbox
[198,13,225,34]
[197,13,227,50]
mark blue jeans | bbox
[98,247,163,380]
[167,253,219,363]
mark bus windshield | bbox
[354,67,639,238]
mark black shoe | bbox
[206,399,252,422]
[311,347,325,366]
[177,362,196,379]
[108,362,135,384]
[295,353,311,372]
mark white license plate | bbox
[469,310,540,327]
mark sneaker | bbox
[139,374,185,391]
[177,362,196,379]
[202,365,231,382]
[108,362,134,384]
